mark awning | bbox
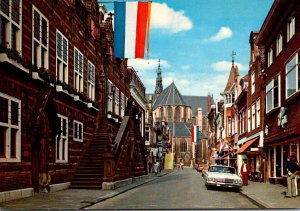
[237,138,258,154]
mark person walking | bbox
[240,159,250,186]
[154,160,160,175]
[285,155,299,198]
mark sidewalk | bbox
[0,170,172,210]
[1,170,300,209]
[241,181,300,209]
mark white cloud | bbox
[180,65,190,70]
[151,3,193,33]
[208,27,233,42]
[211,61,247,71]
[127,59,170,72]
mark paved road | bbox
[86,168,260,209]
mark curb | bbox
[239,191,269,209]
[80,170,174,209]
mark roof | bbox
[223,65,239,93]
[169,122,206,139]
[152,82,186,109]
[183,96,209,116]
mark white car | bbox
[203,165,243,191]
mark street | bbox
[86,168,259,209]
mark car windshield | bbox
[208,166,235,174]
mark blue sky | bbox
[104,0,274,100]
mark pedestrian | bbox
[148,156,153,173]
[285,155,299,198]
[240,159,250,186]
[154,160,159,175]
[180,160,184,170]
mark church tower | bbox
[154,59,163,96]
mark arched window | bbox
[175,106,180,122]
[167,106,172,122]
[159,107,163,119]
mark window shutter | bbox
[83,57,88,94]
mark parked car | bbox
[203,165,242,191]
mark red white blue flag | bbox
[191,125,199,143]
[114,1,152,59]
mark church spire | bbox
[231,50,236,67]
[154,59,163,95]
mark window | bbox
[145,126,150,144]
[180,141,187,153]
[175,107,180,122]
[167,106,172,122]
[56,114,68,163]
[0,0,21,51]
[56,30,68,84]
[74,48,83,92]
[266,75,280,113]
[87,61,95,100]
[0,93,21,162]
[276,34,283,56]
[247,108,251,132]
[107,80,113,113]
[73,120,83,142]
[286,53,300,98]
[268,47,273,67]
[251,71,255,94]
[256,98,260,127]
[32,7,48,69]
[287,16,295,42]
[227,117,231,136]
[114,87,119,115]
[251,103,255,130]
[120,92,125,117]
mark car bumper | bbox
[205,182,242,189]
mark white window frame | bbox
[87,60,95,101]
[251,71,255,94]
[266,75,281,113]
[286,53,299,98]
[268,47,273,67]
[276,34,283,56]
[256,98,260,127]
[251,103,255,130]
[56,30,68,84]
[0,0,22,52]
[120,92,125,117]
[0,92,21,162]
[227,117,231,137]
[74,47,83,92]
[247,108,251,132]
[32,6,49,69]
[115,87,119,115]
[287,16,295,42]
[107,80,113,113]
[73,120,83,142]
[56,114,68,163]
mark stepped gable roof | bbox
[152,82,186,109]
[169,122,206,139]
[223,65,239,93]
[183,96,209,116]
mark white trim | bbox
[0,92,21,162]
[56,30,69,84]
[87,60,95,101]
[74,47,83,92]
[73,120,83,142]
[32,6,49,69]
[56,114,68,163]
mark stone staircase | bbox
[70,131,108,189]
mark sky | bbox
[104,0,274,100]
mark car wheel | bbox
[206,185,212,190]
